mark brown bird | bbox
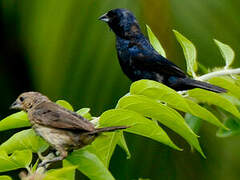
[10,92,127,167]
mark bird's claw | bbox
[38,161,49,169]
[38,156,65,169]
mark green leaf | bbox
[100,109,180,151]
[62,160,76,180]
[117,132,131,159]
[117,95,205,157]
[184,99,226,129]
[89,131,130,167]
[146,25,166,58]
[236,76,240,85]
[0,176,12,180]
[76,108,92,120]
[130,80,190,111]
[173,30,197,76]
[214,39,235,68]
[130,80,225,129]
[44,166,77,180]
[0,129,49,154]
[66,147,115,180]
[209,77,240,99]
[0,111,30,132]
[198,63,209,74]
[89,132,119,167]
[188,88,240,118]
[222,94,240,106]
[216,118,240,137]
[56,100,74,111]
[32,159,39,172]
[0,150,32,172]
[185,113,202,134]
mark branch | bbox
[197,68,240,81]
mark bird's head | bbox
[99,8,142,39]
[10,92,50,112]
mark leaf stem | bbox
[25,166,32,174]
[197,68,240,81]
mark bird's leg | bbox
[38,149,68,168]
[38,156,64,168]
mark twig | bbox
[197,68,240,81]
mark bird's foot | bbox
[38,156,64,168]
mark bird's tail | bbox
[179,78,226,93]
[84,126,128,135]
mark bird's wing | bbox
[30,102,95,131]
[131,53,186,78]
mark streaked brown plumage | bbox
[10,92,127,167]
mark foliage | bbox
[214,39,235,69]
[173,30,198,77]
[146,25,166,58]
[0,150,32,172]
[0,26,239,179]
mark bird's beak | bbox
[10,100,22,110]
[98,13,110,23]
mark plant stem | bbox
[197,68,240,81]
[37,152,45,161]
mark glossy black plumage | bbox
[99,8,226,93]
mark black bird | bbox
[99,8,226,93]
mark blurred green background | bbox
[1,0,240,179]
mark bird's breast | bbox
[116,37,158,81]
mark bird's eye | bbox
[108,10,116,18]
[19,97,24,102]
[107,11,113,17]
